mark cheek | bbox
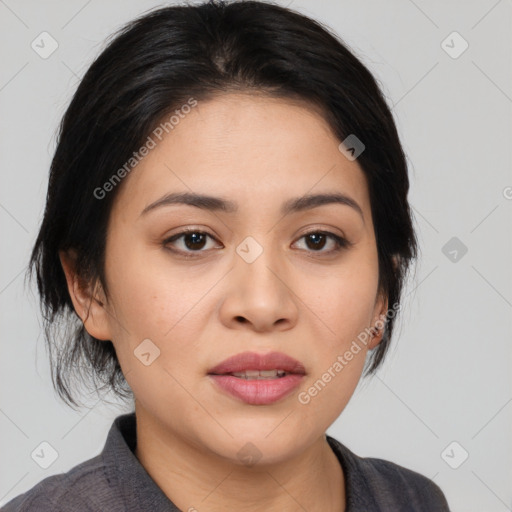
[296,274,375,432]
[303,255,379,348]
[103,241,219,380]
[105,241,197,336]
[103,247,206,410]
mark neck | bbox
[133,408,345,512]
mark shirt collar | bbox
[101,412,180,511]
[102,412,365,511]
[326,434,378,510]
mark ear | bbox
[59,249,112,341]
[368,254,399,349]
[368,290,388,350]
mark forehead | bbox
[110,93,371,220]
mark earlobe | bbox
[392,254,400,271]
[368,325,384,350]
[368,254,399,350]
[369,292,389,350]
[58,250,112,341]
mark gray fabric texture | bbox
[1,412,451,511]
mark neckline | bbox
[103,412,369,511]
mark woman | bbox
[2,1,450,510]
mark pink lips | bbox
[208,351,306,375]
[207,351,306,405]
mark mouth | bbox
[207,351,306,404]
[207,351,307,378]
[211,369,291,380]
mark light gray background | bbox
[1,1,511,510]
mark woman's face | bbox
[79,93,387,464]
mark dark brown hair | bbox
[28,0,418,409]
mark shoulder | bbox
[358,455,450,509]
[327,436,451,511]
[0,454,113,512]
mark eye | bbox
[293,230,352,254]
[163,229,221,257]
[162,228,352,259]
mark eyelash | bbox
[162,228,352,259]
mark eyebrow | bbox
[139,191,364,220]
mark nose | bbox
[218,243,299,333]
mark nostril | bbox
[235,316,247,323]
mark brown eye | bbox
[294,231,351,254]
[304,232,328,250]
[163,229,220,256]
[181,232,208,250]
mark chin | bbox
[202,425,309,467]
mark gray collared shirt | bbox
[1,412,450,511]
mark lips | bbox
[208,351,306,376]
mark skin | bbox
[60,93,388,512]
